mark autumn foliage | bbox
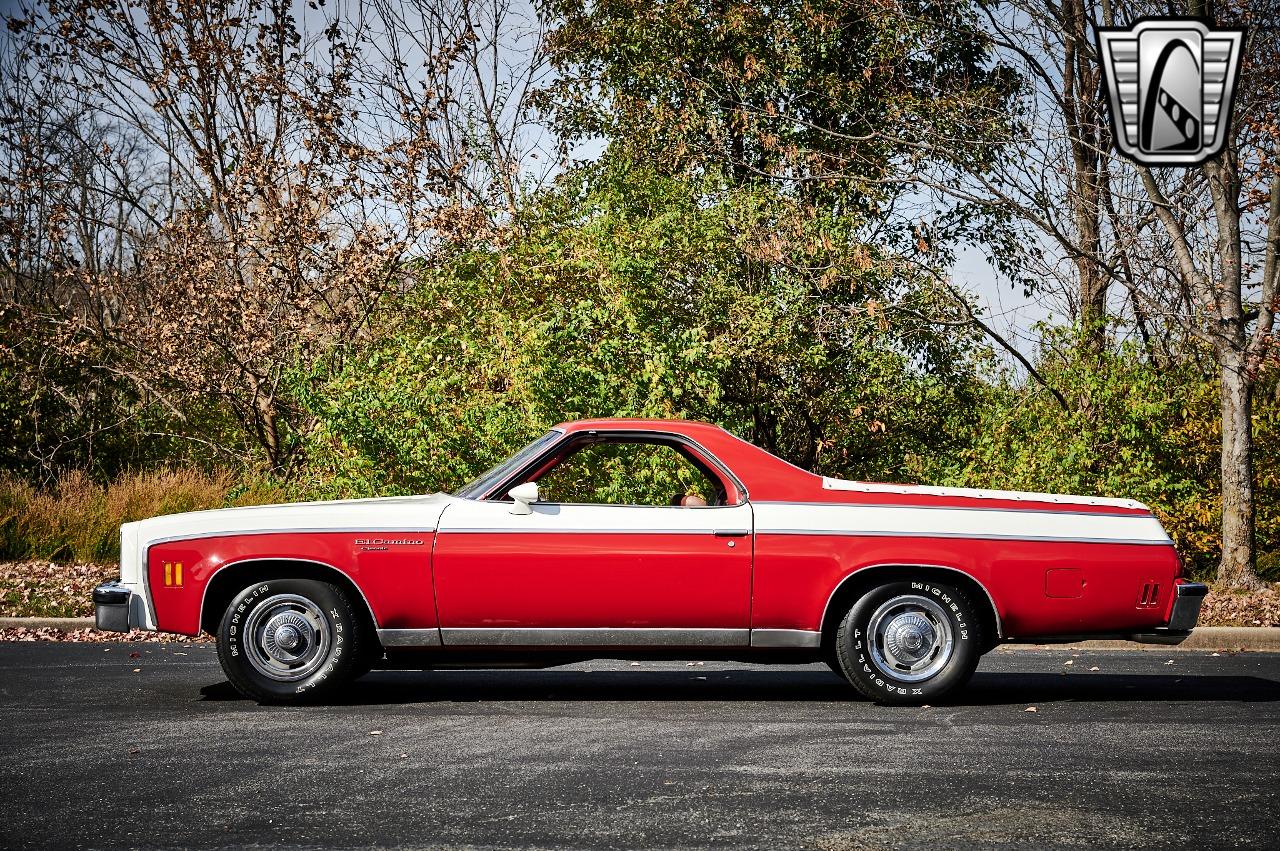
[0,0,1277,591]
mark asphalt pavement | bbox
[1,642,1278,850]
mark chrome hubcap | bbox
[243,594,331,682]
[867,594,954,683]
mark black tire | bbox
[216,577,365,704]
[834,579,983,705]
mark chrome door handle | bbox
[713,530,749,537]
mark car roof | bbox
[554,417,724,434]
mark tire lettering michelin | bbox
[911,582,971,643]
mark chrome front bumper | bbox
[92,581,132,632]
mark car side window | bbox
[535,440,721,506]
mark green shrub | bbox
[1256,551,1280,584]
[291,162,988,500]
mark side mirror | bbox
[508,482,539,515]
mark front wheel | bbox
[216,578,366,703]
[834,579,983,705]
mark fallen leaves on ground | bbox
[0,626,210,642]
[1199,584,1280,627]
[0,561,117,618]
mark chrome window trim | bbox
[452,429,565,500]
[475,429,750,506]
[440,627,750,647]
[819,564,1005,640]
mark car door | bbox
[431,436,753,646]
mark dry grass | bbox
[0,469,284,564]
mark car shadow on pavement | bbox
[953,671,1280,705]
[200,670,855,703]
[198,668,1280,705]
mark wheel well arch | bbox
[198,558,379,638]
[819,564,1002,652]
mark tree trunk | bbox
[1217,349,1261,588]
[1062,0,1107,354]
[1203,148,1261,589]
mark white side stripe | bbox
[753,502,1171,546]
[820,476,1149,510]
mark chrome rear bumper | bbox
[1167,581,1209,632]
[1129,582,1209,644]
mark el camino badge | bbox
[356,538,424,551]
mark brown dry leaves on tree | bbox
[5,0,505,470]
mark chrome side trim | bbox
[377,628,443,647]
[820,564,1005,640]
[749,628,822,648]
[440,627,750,647]
[757,529,1171,546]
[196,557,382,635]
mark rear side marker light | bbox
[1137,582,1159,607]
[163,562,184,587]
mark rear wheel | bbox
[216,577,365,703]
[834,579,983,705]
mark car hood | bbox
[118,493,457,585]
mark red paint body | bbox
[142,419,1186,643]
[148,534,437,636]
[750,534,1179,637]
[432,531,752,628]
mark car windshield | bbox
[452,430,562,500]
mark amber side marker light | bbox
[163,561,184,587]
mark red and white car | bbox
[94,418,1206,704]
